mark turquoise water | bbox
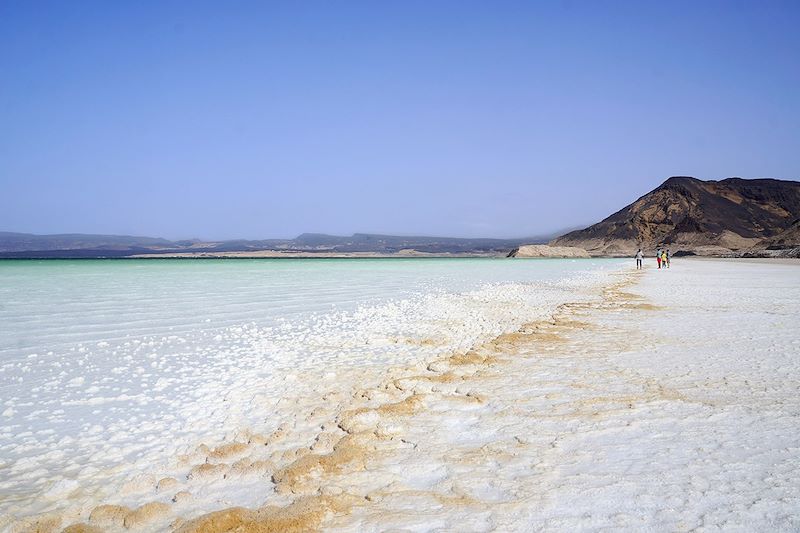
[0,258,619,356]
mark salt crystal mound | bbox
[0,258,623,520]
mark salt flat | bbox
[3,258,799,532]
[319,259,800,532]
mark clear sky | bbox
[1,1,798,240]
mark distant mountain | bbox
[551,177,800,256]
[0,231,556,258]
[287,233,547,253]
[0,232,175,253]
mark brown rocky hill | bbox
[551,176,800,256]
[755,219,800,250]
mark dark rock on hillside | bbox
[551,177,800,256]
[757,220,800,250]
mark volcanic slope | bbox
[551,176,800,255]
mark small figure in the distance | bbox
[635,248,643,270]
[656,247,662,269]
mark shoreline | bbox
[1,253,798,261]
[6,259,800,531]
[683,256,800,265]
[2,262,623,531]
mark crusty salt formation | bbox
[7,259,799,531]
[1,259,615,528]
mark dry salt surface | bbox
[318,260,800,533]
[321,259,799,533]
[3,258,799,532]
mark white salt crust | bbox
[0,260,619,528]
[5,259,798,532]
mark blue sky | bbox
[1,1,798,239]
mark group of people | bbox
[634,248,671,270]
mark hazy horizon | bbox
[0,174,796,242]
[0,225,581,242]
[2,2,799,240]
